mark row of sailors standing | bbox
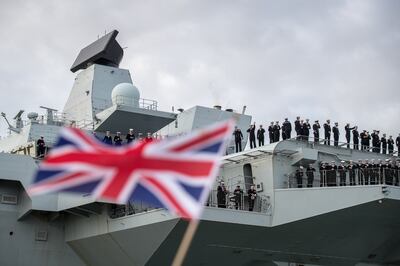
[232,117,400,154]
[295,159,400,188]
[100,129,153,145]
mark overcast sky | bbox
[0,0,399,142]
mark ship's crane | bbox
[1,110,24,133]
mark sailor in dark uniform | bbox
[268,122,274,144]
[338,161,347,186]
[323,120,331,145]
[332,122,340,147]
[347,160,356,186]
[273,121,281,143]
[384,159,393,185]
[294,116,301,140]
[103,131,113,145]
[217,182,228,208]
[360,131,371,151]
[306,164,315,187]
[388,135,394,154]
[369,159,377,185]
[295,166,304,188]
[371,130,380,153]
[126,128,135,144]
[396,134,400,155]
[233,126,243,152]
[377,159,384,184]
[381,134,387,155]
[364,159,371,185]
[302,119,311,141]
[345,123,355,148]
[357,159,364,185]
[257,125,265,146]
[247,124,256,149]
[247,185,257,211]
[282,118,292,140]
[325,162,335,186]
[352,126,359,150]
[312,120,320,143]
[233,185,243,210]
[36,136,46,157]
[114,132,122,146]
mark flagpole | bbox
[171,219,200,266]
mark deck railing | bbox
[288,168,400,188]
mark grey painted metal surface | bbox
[1,30,399,266]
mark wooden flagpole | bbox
[171,219,200,266]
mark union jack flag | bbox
[28,120,234,219]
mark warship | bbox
[0,30,399,266]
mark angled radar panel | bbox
[70,30,123,73]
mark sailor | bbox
[103,131,113,145]
[363,159,370,185]
[327,161,337,186]
[323,119,331,145]
[338,161,347,186]
[377,159,384,184]
[233,126,243,152]
[268,122,274,143]
[114,132,122,146]
[381,134,387,155]
[298,120,304,140]
[306,164,315,187]
[371,130,380,153]
[247,124,256,149]
[357,159,364,185]
[312,120,320,143]
[144,132,153,142]
[360,130,370,151]
[217,182,228,208]
[388,135,394,154]
[347,160,356,186]
[273,121,281,143]
[352,126,359,150]
[302,119,311,141]
[294,116,301,140]
[233,185,243,210]
[384,159,393,185]
[36,136,46,157]
[126,129,135,144]
[282,118,292,140]
[332,122,340,147]
[345,123,355,148]
[257,125,265,146]
[295,166,304,188]
[396,133,400,155]
[369,159,377,185]
[247,185,257,211]
[395,162,400,185]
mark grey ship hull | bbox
[65,190,400,266]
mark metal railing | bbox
[288,168,400,188]
[108,190,272,219]
[285,135,398,156]
[93,96,158,111]
[206,188,271,213]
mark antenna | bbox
[40,106,58,125]
[242,105,247,114]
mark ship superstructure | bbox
[0,31,399,266]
